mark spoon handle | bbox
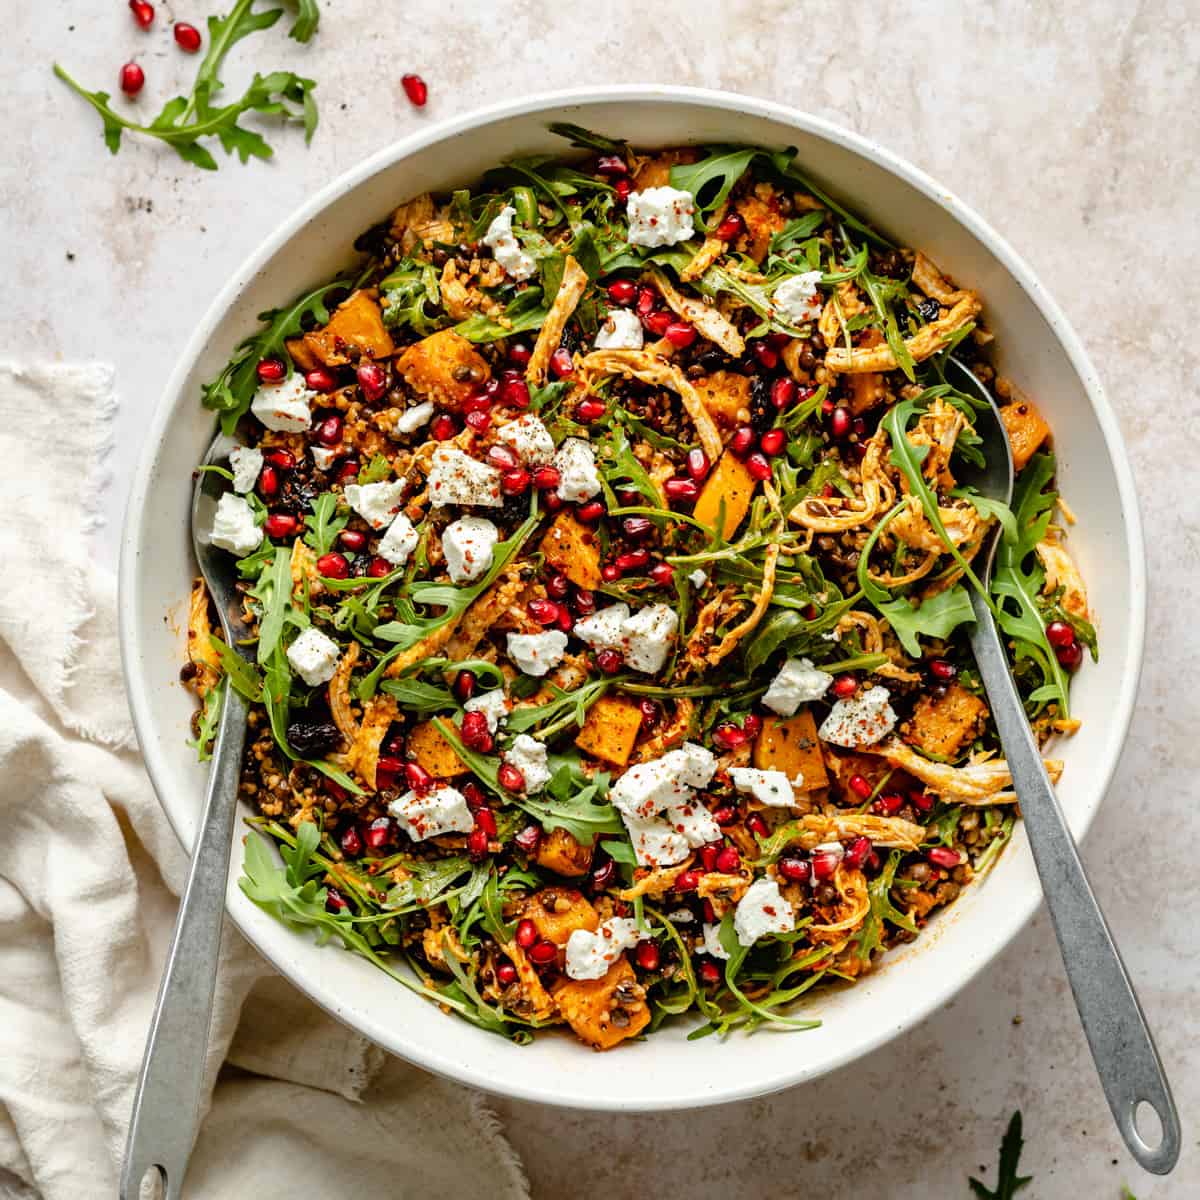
[968,593,1179,1174]
[119,684,249,1200]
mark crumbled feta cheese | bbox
[733,878,795,947]
[564,918,642,981]
[286,626,341,687]
[442,516,499,583]
[429,447,503,508]
[626,186,696,248]
[771,270,824,326]
[311,445,339,472]
[593,308,644,350]
[610,756,689,821]
[504,733,551,794]
[762,656,833,716]
[728,766,796,807]
[250,372,313,433]
[611,742,718,863]
[663,797,722,848]
[553,438,601,503]
[377,512,419,566]
[482,205,536,281]
[621,604,678,673]
[344,479,406,530]
[702,923,730,961]
[573,602,631,651]
[667,908,696,924]
[210,493,263,558]
[621,810,689,868]
[388,785,474,843]
[688,569,708,589]
[818,685,897,748]
[497,414,555,465]
[505,630,568,677]
[464,688,509,733]
[671,741,717,789]
[228,446,262,494]
[396,400,435,434]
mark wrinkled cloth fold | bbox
[0,363,527,1200]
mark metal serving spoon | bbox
[121,433,253,1200]
[948,358,1179,1174]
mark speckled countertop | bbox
[5,1,1198,1195]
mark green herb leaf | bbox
[187,675,227,762]
[670,147,759,227]
[454,289,549,343]
[254,544,295,665]
[303,492,347,556]
[853,850,917,962]
[968,1111,1033,1199]
[207,634,264,701]
[284,0,320,41]
[380,677,456,716]
[547,122,628,155]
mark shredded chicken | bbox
[703,542,780,667]
[185,579,222,697]
[818,280,870,349]
[616,863,691,900]
[340,694,399,791]
[825,294,983,374]
[527,255,589,386]
[631,699,694,762]
[648,269,745,357]
[809,867,870,939]
[327,641,360,744]
[1036,537,1089,619]
[911,252,967,305]
[789,431,895,533]
[862,738,1064,803]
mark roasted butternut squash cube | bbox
[694,451,756,539]
[846,371,886,415]
[406,720,470,778]
[999,399,1051,472]
[533,827,594,878]
[735,194,786,262]
[825,748,893,801]
[753,708,829,791]
[525,888,598,946]
[551,957,650,1050]
[297,289,394,368]
[285,336,321,373]
[903,682,988,759]
[693,370,751,428]
[574,695,643,767]
[631,148,697,191]
[540,512,602,589]
[396,329,491,410]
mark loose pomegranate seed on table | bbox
[173,22,202,52]
[255,357,284,384]
[316,551,348,579]
[497,763,525,792]
[129,0,155,28]
[401,73,428,107]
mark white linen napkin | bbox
[0,364,528,1200]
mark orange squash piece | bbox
[395,329,491,410]
[551,958,651,1050]
[524,888,598,946]
[574,695,643,767]
[295,289,394,368]
[694,450,756,539]
[693,370,751,428]
[533,828,594,878]
[406,720,470,779]
[735,193,786,262]
[846,371,886,415]
[903,682,988,759]
[999,399,1051,471]
[752,707,829,791]
[540,512,602,589]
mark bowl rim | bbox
[118,84,1147,1110]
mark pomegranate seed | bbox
[263,449,295,470]
[745,813,769,838]
[589,858,615,891]
[928,846,963,869]
[255,357,285,384]
[1056,639,1083,670]
[403,762,434,793]
[675,870,701,892]
[514,825,541,854]
[596,154,629,176]
[129,1,154,29]
[515,918,538,948]
[745,452,772,482]
[635,941,660,971]
[911,791,935,814]
[495,960,518,986]
[770,378,797,409]
[811,848,842,880]
[531,465,561,491]
[715,212,745,241]
[467,828,490,860]
[573,588,596,614]
[701,844,720,872]
[830,406,852,438]
[528,940,558,966]
[401,73,428,107]
[543,490,564,514]
[577,397,606,422]
[873,793,904,816]
[498,762,525,792]
[500,377,531,409]
[760,428,786,457]
[500,468,530,496]
[317,551,349,579]
[316,414,343,446]
[464,409,491,433]
[699,960,722,984]
[475,808,498,837]
[752,341,778,369]
[452,670,476,702]
[1045,620,1075,648]
[376,755,405,784]
[355,361,387,401]
[339,528,366,552]
[715,847,741,873]
[713,722,748,750]
[664,321,696,348]
[367,555,391,577]
[614,178,632,203]
[852,417,867,439]
[595,648,624,674]
[264,513,298,539]
[528,598,560,625]
[767,331,791,349]
[622,516,654,541]
[305,367,337,393]
[461,781,486,810]
[832,674,858,699]
[848,774,873,799]
[729,426,755,457]
[545,573,570,599]
[173,21,202,51]
[507,341,532,366]
[649,562,675,586]
[664,477,700,503]
[822,396,836,415]
[325,887,348,913]
[843,836,872,870]
[460,711,492,752]
[462,392,492,414]
[702,899,717,924]
[615,549,649,572]
[636,287,658,316]
[550,347,575,378]
[644,310,673,336]
[742,714,762,738]
[486,444,520,471]
[364,817,393,850]
[258,464,279,497]
[607,279,637,305]
[601,565,621,584]
[685,448,710,480]
[778,856,811,883]
[576,500,605,523]
[929,658,957,681]
[338,460,360,481]
[431,414,457,440]
[864,850,882,873]
[638,699,661,727]
[340,825,363,857]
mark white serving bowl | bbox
[119,86,1145,1111]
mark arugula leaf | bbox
[283,0,321,41]
[380,677,456,716]
[547,122,628,155]
[358,454,392,485]
[303,492,347,556]
[380,259,443,335]
[384,855,476,911]
[454,289,549,343]
[968,1111,1033,1199]
[669,147,759,226]
[187,676,227,762]
[207,634,265,701]
[852,850,917,962]
[505,677,610,737]
[858,259,916,382]
[254,543,295,664]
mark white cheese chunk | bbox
[671,741,717,789]
[733,878,795,947]
[662,797,722,848]
[286,626,341,687]
[610,742,716,821]
[497,414,556,465]
[564,918,642,981]
[442,516,499,583]
[621,810,689,868]
[396,400,435,434]
[482,205,536,281]
[771,270,824,326]
[311,445,339,472]
[250,373,313,433]
[702,923,731,961]
[228,446,263,494]
[818,685,898,749]
[728,766,796,807]
[504,734,551,794]
[464,688,509,733]
[428,447,503,508]
[553,437,602,503]
[573,602,631,651]
[688,569,708,589]
[505,630,568,677]
[626,186,696,248]
[621,603,678,673]
[594,308,644,350]
[210,493,263,558]
[343,479,406,530]
[388,785,474,843]
[377,512,419,566]
[762,656,833,716]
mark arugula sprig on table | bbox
[54,0,319,170]
[969,1111,1032,1199]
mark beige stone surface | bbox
[3,1,1197,1196]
